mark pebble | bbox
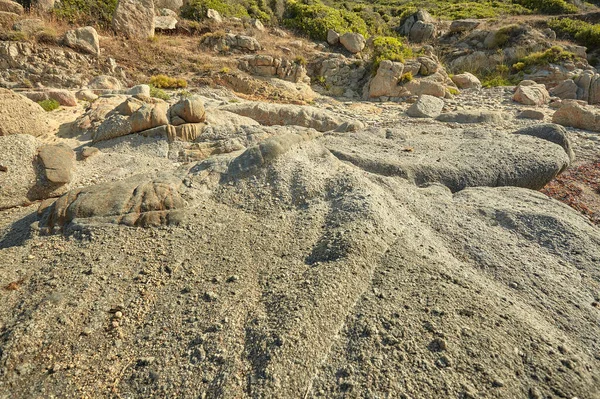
[204,291,218,302]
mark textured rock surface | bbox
[451,72,481,90]
[0,88,50,137]
[63,26,100,56]
[0,135,39,209]
[38,144,75,184]
[112,0,155,39]
[513,80,550,106]
[406,94,444,118]
[0,0,22,15]
[339,32,365,54]
[437,110,504,124]
[552,99,600,132]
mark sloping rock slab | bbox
[324,126,570,192]
[219,102,364,132]
[38,173,186,231]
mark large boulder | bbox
[327,29,340,45]
[38,173,187,231]
[206,8,222,23]
[0,0,23,14]
[513,80,550,106]
[0,134,39,209]
[63,26,100,56]
[154,15,177,30]
[399,9,436,43]
[451,72,481,90]
[169,96,206,125]
[21,89,77,107]
[404,80,446,98]
[339,32,366,54]
[514,123,574,165]
[38,144,75,184]
[449,19,480,33]
[368,60,407,98]
[406,94,444,118]
[552,100,600,132]
[550,79,578,100]
[0,88,50,137]
[112,0,155,39]
[89,75,123,91]
[92,99,169,142]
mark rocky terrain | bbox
[1,0,600,398]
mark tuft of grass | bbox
[548,18,600,49]
[447,87,460,95]
[149,74,188,89]
[181,0,272,22]
[294,55,307,66]
[149,85,170,100]
[38,99,60,112]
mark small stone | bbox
[428,337,447,352]
[114,311,123,319]
[81,146,99,159]
[226,275,239,283]
[492,378,505,387]
[204,291,218,302]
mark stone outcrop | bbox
[220,102,364,132]
[550,79,578,100]
[399,9,436,43]
[154,15,177,30]
[449,19,480,33]
[309,54,369,97]
[327,29,340,45]
[451,72,481,90]
[238,55,309,84]
[0,88,50,137]
[0,0,23,15]
[437,110,504,124]
[206,8,222,23]
[201,33,261,52]
[38,173,187,231]
[112,0,155,39]
[21,89,78,106]
[552,99,600,132]
[514,123,574,164]
[63,26,100,56]
[38,144,75,184]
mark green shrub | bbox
[432,2,529,20]
[53,0,117,27]
[149,74,188,89]
[512,46,576,71]
[513,0,578,15]
[399,71,413,83]
[149,85,170,100]
[284,0,368,41]
[181,0,273,21]
[294,55,307,66]
[372,36,413,71]
[548,18,600,49]
[37,99,60,112]
[447,87,460,95]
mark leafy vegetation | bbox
[284,0,368,41]
[371,36,413,70]
[513,0,578,14]
[512,46,577,72]
[149,85,170,100]
[53,0,117,28]
[548,18,600,50]
[480,64,521,87]
[37,99,60,112]
[149,74,188,89]
[181,0,273,22]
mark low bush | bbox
[513,0,578,15]
[37,99,60,112]
[149,74,188,89]
[512,46,576,71]
[284,0,368,41]
[371,36,413,71]
[548,18,600,50]
[149,85,170,100]
[181,0,272,22]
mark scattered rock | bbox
[250,18,264,31]
[327,29,340,45]
[169,96,206,125]
[552,99,600,132]
[514,123,574,164]
[513,80,550,106]
[63,26,100,56]
[399,9,436,43]
[451,72,481,90]
[550,79,578,100]
[449,19,480,33]
[127,84,150,97]
[89,75,123,91]
[407,94,444,118]
[81,146,99,159]
[340,32,366,54]
[517,109,545,120]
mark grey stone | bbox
[406,95,444,118]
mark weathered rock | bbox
[325,126,569,192]
[552,100,600,132]
[169,96,206,125]
[12,18,44,35]
[451,72,481,90]
[514,123,574,164]
[238,54,309,84]
[35,0,55,11]
[38,144,75,184]
[220,102,364,132]
[0,88,50,137]
[76,90,98,102]
[407,95,444,118]
[513,80,550,106]
[206,8,222,23]
[250,18,265,31]
[0,134,39,209]
[154,15,177,30]
[368,60,407,98]
[153,0,181,12]
[112,0,155,39]
[517,109,545,120]
[449,19,480,33]
[127,84,150,97]
[0,10,18,26]
[339,32,366,54]
[404,80,446,98]
[38,173,187,231]
[202,33,261,52]
[327,29,340,45]
[399,9,436,43]
[0,0,22,15]
[47,89,77,106]
[63,26,100,56]
[550,79,578,100]
[437,110,504,124]
[89,75,123,91]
